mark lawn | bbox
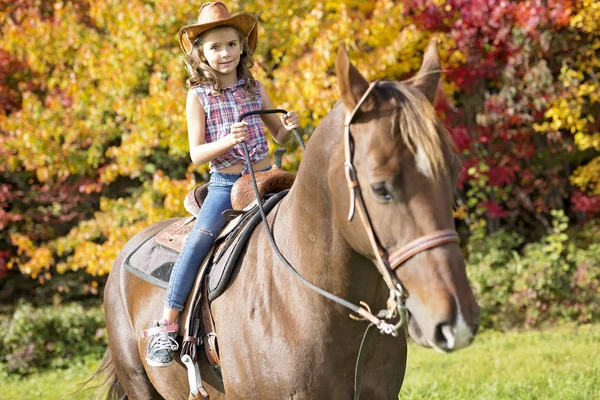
[0,357,102,400]
[1,324,598,399]
[400,323,600,399]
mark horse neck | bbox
[276,106,386,313]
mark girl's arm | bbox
[259,85,300,144]
[186,90,247,166]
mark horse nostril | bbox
[434,322,455,351]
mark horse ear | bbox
[336,44,370,111]
[413,38,441,103]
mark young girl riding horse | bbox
[142,1,300,367]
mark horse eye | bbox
[371,182,393,202]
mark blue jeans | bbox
[164,171,241,311]
[164,167,270,311]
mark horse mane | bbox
[377,81,456,179]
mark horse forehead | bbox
[362,127,403,176]
[366,136,432,179]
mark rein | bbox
[238,82,459,397]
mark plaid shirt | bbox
[193,80,268,174]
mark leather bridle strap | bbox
[389,229,459,270]
[344,81,403,292]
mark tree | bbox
[0,0,597,290]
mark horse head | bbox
[330,40,480,352]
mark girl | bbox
[143,1,300,367]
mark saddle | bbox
[154,166,295,253]
[123,166,294,388]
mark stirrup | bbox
[181,354,210,399]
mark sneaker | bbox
[144,319,179,367]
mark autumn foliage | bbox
[1,0,598,292]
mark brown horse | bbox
[99,40,479,400]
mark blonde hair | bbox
[184,25,258,98]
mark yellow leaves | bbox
[7,0,598,284]
[570,0,600,33]
[571,156,600,195]
[152,170,197,216]
[578,82,600,103]
[9,234,53,279]
[574,132,600,151]
[559,65,584,88]
[39,174,193,277]
[262,0,438,129]
[10,234,35,256]
[526,20,600,200]
[534,65,598,141]
[36,167,50,183]
[453,204,468,220]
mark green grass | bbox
[0,357,101,400]
[1,324,598,399]
[400,323,600,399]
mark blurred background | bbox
[0,0,598,398]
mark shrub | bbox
[0,302,106,375]
[466,227,524,328]
[467,213,600,330]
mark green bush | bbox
[467,213,600,330]
[0,302,106,375]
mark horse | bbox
[98,40,480,400]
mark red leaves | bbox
[483,200,510,218]
[571,191,600,217]
[0,50,28,115]
[488,166,515,188]
[449,126,472,153]
[514,0,574,34]
[407,0,518,83]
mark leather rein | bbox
[239,82,459,397]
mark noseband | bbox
[343,81,459,334]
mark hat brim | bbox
[178,12,258,55]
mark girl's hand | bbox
[226,121,248,147]
[281,111,300,131]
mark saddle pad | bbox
[123,230,181,289]
[123,190,289,294]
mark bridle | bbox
[343,80,460,334]
[240,80,460,399]
[341,81,460,400]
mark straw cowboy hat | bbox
[178,2,258,56]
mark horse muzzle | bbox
[406,295,480,353]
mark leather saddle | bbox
[155,167,295,253]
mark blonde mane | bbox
[379,81,456,179]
